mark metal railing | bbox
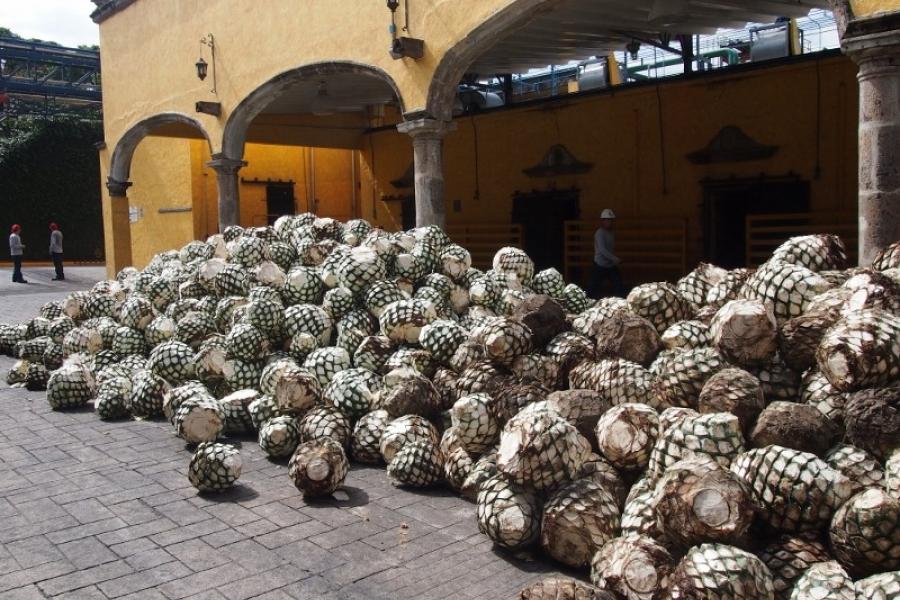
[564,218,688,285]
[745,212,857,267]
[446,224,524,270]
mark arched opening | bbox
[418,0,840,283]
[106,113,212,269]
[217,62,405,229]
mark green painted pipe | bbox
[625,48,741,78]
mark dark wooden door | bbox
[266,184,295,225]
[703,178,809,268]
[511,188,580,271]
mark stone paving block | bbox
[58,535,120,569]
[100,561,193,598]
[165,539,229,572]
[125,548,177,571]
[108,499,163,526]
[281,575,336,600]
[274,540,343,575]
[62,497,117,524]
[0,583,46,599]
[232,518,282,538]
[255,520,330,550]
[199,528,245,549]
[149,519,229,547]
[46,517,129,544]
[37,559,133,596]
[117,587,170,600]
[5,535,65,569]
[250,502,305,528]
[217,539,287,574]
[307,520,385,550]
[217,567,307,600]
[53,584,109,599]
[155,501,211,527]
[109,537,160,559]
[157,563,251,600]
[99,518,179,546]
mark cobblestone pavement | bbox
[0,268,566,599]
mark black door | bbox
[511,188,580,271]
[266,184,295,225]
[703,178,809,268]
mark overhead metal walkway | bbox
[0,37,101,101]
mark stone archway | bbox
[425,0,563,122]
[222,61,405,159]
[104,113,212,275]
[108,112,211,186]
[215,62,405,229]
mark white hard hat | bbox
[601,209,616,219]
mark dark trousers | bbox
[51,252,64,279]
[12,256,24,282]
[590,264,626,298]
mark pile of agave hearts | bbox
[3,214,900,600]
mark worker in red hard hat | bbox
[49,222,65,281]
[590,208,625,298]
[9,224,27,283]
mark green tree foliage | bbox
[0,116,105,260]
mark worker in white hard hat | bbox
[590,208,626,298]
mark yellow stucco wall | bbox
[113,54,859,272]
[128,137,196,269]
[851,0,900,17]
[360,54,859,264]
[96,0,525,157]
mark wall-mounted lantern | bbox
[196,33,217,94]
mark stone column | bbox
[105,177,133,275]
[206,154,247,232]
[843,24,900,265]
[397,118,457,228]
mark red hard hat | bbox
[11,224,20,233]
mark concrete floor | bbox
[0,268,567,599]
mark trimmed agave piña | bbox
[591,534,674,600]
[855,571,900,599]
[594,403,659,471]
[757,533,831,600]
[540,478,620,568]
[653,456,754,552]
[497,407,592,494]
[731,445,853,532]
[670,543,775,600]
[258,415,301,458]
[826,444,885,495]
[816,308,900,393]
[476,474,542,551]
[386,439,444,487]
[709,299,778,368]
[749,401,838,456]
[627,283,693,335]
[842,386,900,460]
[829,487,900,578]
[288,438,348,497]
[789,561,855,600]
[518,577,614,600]
[188,442,242,492]
[697,368,764,435]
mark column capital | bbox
[206,153,247,173]
[841,14,900,60]
[106,177,132,197]
[396,118,457,139]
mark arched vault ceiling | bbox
[467,0,830,74]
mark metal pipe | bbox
[626,48,740,78]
